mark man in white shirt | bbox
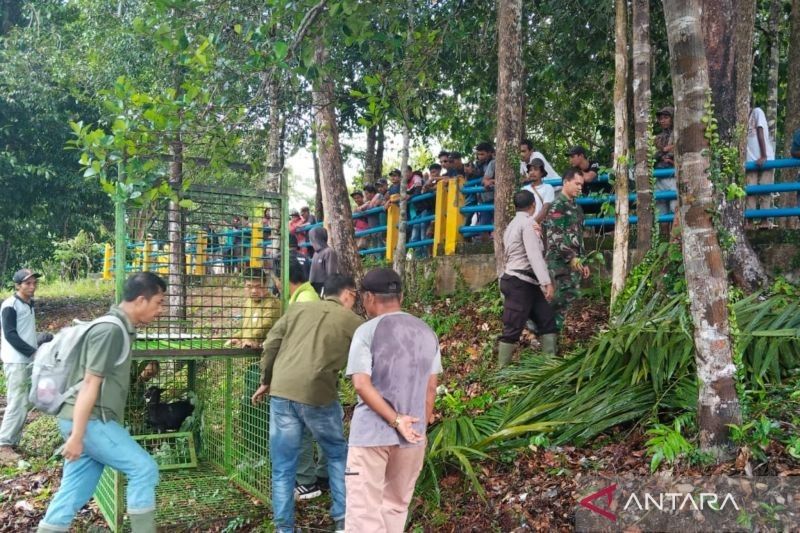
[522,159,556,224]
[519,139,559,181]
[746,105,775,215]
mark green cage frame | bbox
[98,181,288,531]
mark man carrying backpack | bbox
[37,272,166,533]
[0,269,53,463]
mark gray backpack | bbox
[29,316,130,415]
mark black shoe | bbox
[294,483,322,501]
[317,477,330,491]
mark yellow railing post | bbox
[103,243,113,280]
[131,244,141,270]
[142,240,152,272]
[195,232,207,276]
[444,176,465,255]
[432,180,448,257]
[385,197,400,262]
[157,244,169,274]
[250,205,264,268]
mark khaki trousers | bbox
[345,444,426,533]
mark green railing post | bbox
[224,357,233,471]
[280,169,289,311]
[114,175,126,303]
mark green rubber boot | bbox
[540,333,558,355]
[129,510,156,533]
[497,342,516,367]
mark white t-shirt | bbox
[746,107,775,162]
[519,151,560,180]
[523,182,555,218]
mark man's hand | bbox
[542,283,554,302]
[36,332,54,346]
[531,221,542,237]
[756,156,767,168]
[395,415,423,444]
[251,384,269,405]
[62,434,83,462]
[580,265,591,279]
[241,339,261,349]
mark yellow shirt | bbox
[239,296,281,344]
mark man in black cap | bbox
[345,268,442,532]
[0,269,52,462]
[566,145,608,216]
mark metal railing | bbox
[109,159,800,271]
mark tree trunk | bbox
[374,121,385,181]
[611,0,630,306]
[0,0,21,35]
[265,75,285,193]
[364,125,377,185]
[780,0,800,229]
[493,0,524,278]
[393,125,411,276]
[633,0,654,260]
[702,0,768,292]
[664,0,742,454]
[312,36,362,283]
[766,0,781,143]
[167,134,186,330]
[311,129,324,221]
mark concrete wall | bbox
[411,233,800,296]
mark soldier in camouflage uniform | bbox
[545,168,591,329]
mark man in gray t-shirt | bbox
[345,268,441,533]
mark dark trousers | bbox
[499,274,557,343]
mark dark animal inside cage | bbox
[144,386,195,433]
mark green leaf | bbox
[274,41,288,61]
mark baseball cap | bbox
[565,145,586,157]
[377,178,388,186]
[13,269,41,284]
[350,190,363,198]
[389,169,401,177]
[289,209,300,217]
[656,106,674,117]
[361,268,402,294]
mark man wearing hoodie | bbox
[308,227,339,295]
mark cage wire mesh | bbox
[95,185,282,531]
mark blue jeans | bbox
[40,419,159,530]
[269,396,347,532]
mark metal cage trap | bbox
[95,185,285,531]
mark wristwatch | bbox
[390,415,402,428]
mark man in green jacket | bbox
[251,274,362,533]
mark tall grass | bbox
[420,242,800,498]
[0,277,113,301]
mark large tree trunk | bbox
[493,0,524,277]
[664,0,742,454]
[393,125,411,276]
[766,0,781,143]
[780,0,800,229]
[702,0,768,292]
[265,76,285,192]
[311,129,324,221]
[611,0,630,305]
[364,125,377,185]
[632,0,654,259]
[312,36,362,282]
